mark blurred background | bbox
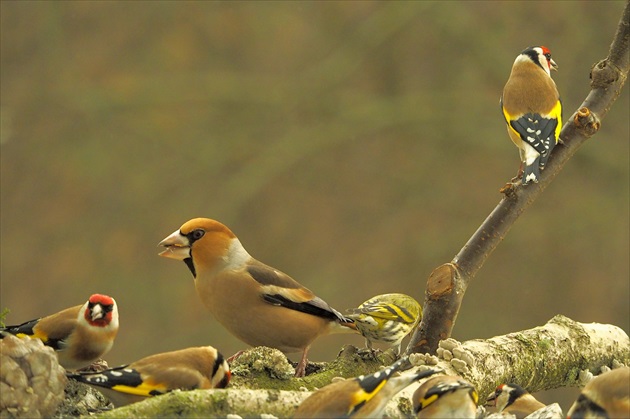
[1,0,627,410]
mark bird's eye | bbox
[191,229,205,240]
[544,53,552,60]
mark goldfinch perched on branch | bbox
[501,46,562,185]
[294,357,441,418]
[158,218,356,377]
[346,293,421,356]
[486,383,545,419]
[1,294,119,370]
[413,375,479,418]
[67,346,231,407]
[567,367,630,419]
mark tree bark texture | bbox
[93,316,629,418]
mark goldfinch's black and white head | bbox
[515,46,558,77]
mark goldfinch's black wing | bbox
[417,380,478,413]
[69,366,167,397]
[0,318,63,350]
[509,113,558,157]
[2,319,41,337]
[348,357,412,415]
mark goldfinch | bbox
[1,294,119,370]
[294,357,440,418]
[413,375,478,418]
[346,293,421,356]
[486,383,545,419]
[67,346,231,407]
[158,218,356,377]
[567,367,630,418]
[501,46,562,185]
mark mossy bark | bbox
[85,316,629,418]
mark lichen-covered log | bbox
[91,316,629,418]
[444,315,630,400]
[91,389,307,419]
[1,334,67,418]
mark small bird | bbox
[501,46,562,185]
[158,218,356,377]
[294,357,441,418]
[567,367,630,418]
[486,383,545,419]
[346,293,421,356]
[1,294,119,370]
[67,346,231,407]
[413,375,478,418]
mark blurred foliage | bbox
[1,0,628,409]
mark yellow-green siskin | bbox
[346,293,422,355]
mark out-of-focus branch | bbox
[406,0,630,355]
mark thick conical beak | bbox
[158,230,191,261]
[550,58,558,71]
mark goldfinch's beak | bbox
[485,393,498,407]
[91,304,104,321]
[550,58,558,71]
[158,230,191,260]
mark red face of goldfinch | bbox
[84,294,117,327]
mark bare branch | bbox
[406,0,630,355]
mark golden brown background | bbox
[1,0,628,409]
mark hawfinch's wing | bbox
[246,261,349,323]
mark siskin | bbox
[346,293,422,356]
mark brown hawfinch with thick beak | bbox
[501,46,562,185]
[294,357,441,418]
[1,294,119,370]
[413,375,479,418]
[67,346,230,407]
[485,383,545,419]
[158,218,356,377]
[567,367,630,418]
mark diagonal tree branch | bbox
[406,0,630,355]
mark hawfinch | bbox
[486,383,545,419]
[294,357,440,418]
[158,218,356,377]
[346,293,421,356]
[501,46,562,185]
[413,375,479,418]
[567,367,630,418]
[67,346,231,407]
[1,294,119,370]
